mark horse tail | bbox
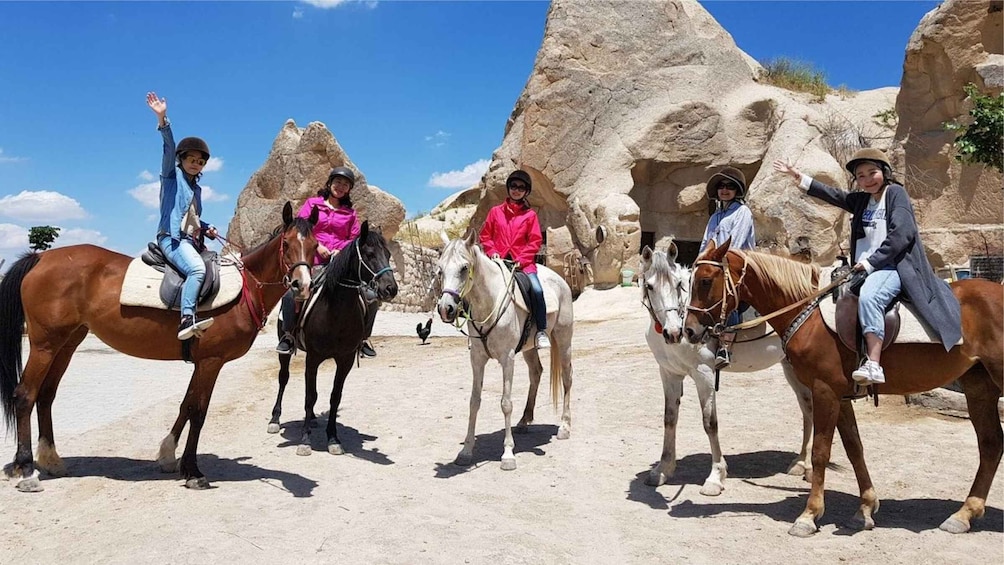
[550,333,563,411]
[0,252,40,432]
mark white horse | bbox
[436,230,574,471]
[639,243,813,495]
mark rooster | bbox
[416,317,433,345]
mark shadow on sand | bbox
[432,423,559,478]
[272,411,394,466]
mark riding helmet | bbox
[327,166,356,189]
[506,170,533,194]
[176,137,210,159]
[705,166,747,201]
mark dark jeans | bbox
[528,272,547,331]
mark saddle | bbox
[496,259,558,352]
[140,242,222,310]
[828,266,901,353]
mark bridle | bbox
[686,252,748,339]
[440,250,518,354]
[641,265,688,337]
[336,238,395,304]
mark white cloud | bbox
[203,156,223,173]
[303,0,350,8]
[0,223,28,249]
[424,130,450,147]
[138,170,155,181]
[428,159,490,189]
[0,148,27,163]
[129,181,227,209]
[54,227,107,248]
[292,6,305,18]
[0,190,87,222]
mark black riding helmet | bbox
[326,166,356,189]
[506,170,532,195]
[176,137,210,160]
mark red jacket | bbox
[479,198,543,274]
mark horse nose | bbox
[290,279,301,292]
[684,327,696,341]
[663,328,679,344]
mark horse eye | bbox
[645,283,653,291]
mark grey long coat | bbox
[807,180,962,350]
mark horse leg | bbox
[158,367,201,472]
[4,345,60,492]
[499,353,517,471]
[646,368,684,487]
[835,400,879,531]
[781,358,813,479]
[790,381,841,537]
[693,365,727,496]
[325,355,355,455]
[941,366,1004,533]
[297,353,323,457]
[455,351,488,467]
[516,349,542,433]
[34,328,87,478]
[175,358,224,489]
[267,348,293,434]
[555,326,573,441]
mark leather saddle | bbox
[141,242,222,310]
[830,266,902,353]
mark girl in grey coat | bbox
[773,149,962,385]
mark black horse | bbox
[266,221,398,455]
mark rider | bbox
[479,169,550,350]
[147,91,219,341]
[773,149,961,385]
[277,166,379,358]
[700,166,755,369]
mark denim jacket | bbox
[156,120,209,241]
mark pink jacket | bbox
[298,196,360,265]
[479,198,543,274]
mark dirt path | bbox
[0,288,1000,564]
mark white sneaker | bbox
[851,360,885,385]
[535,331,551,350]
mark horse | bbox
[638,244,813,495]
[684,239,1003,536]
[266,221,398,456]
[435,229,573,471]
[0,202,318,491]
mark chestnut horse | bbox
[684,239,1003,536]
[0,202,318,491]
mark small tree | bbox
[944,83,1004,173]
[28,225,60,251]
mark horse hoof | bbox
[454,451,473,467]
[185,477,211,490]
[500,458,517,471]
[847,513,875,531]
[296,445,312,457]
[15,475,43,493]
[3,462,24,480]
[939,517,970,534]
[787,461,808,477]
[327,443,345,456]
[266,423,280,434]
[556,428,570,440]
[645,471,667,487]
[788,520,817,538]
[699,482,724,496]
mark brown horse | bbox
[0,202,318,491]
[684,239,1003,537]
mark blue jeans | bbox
[527,273,547,331]
[859,268,901,339]
[158,235,205,318]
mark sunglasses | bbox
[508,183,528,191]
[717,183,738,191]
[183,155,207,167]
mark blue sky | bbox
[0,0,940,272]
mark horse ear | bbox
[360,220,370,239]
[641,245,653,262]
[282,201,294,226]
[709,237,731,261]
[308,205,320,226]
[667,241,679,264]
[440,231,450,245]
[462,224,477,246]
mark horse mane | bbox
[243,218,315,257]
[323,228,388,294]
[742,250,819,302]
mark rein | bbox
[443,255,518,355]
[687,254,748,336]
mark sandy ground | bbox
[0,286,1001,564]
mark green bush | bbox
[945,83,1004,173]
[759,57,830,101]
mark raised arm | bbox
[773,158,853,213]
[147,91,175,177]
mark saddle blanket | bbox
[819,298,961,346]
[120,256,244,312]
[495,259,560,315]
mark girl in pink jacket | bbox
[479,170,549,350]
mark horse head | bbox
[355,221,399,301]
[281,202,319,300]
[435,228,478,324]
[639,242,689,344]
[684,238,745,343]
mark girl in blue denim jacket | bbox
[147,91,219,341]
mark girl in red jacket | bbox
[479,170,550,349]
